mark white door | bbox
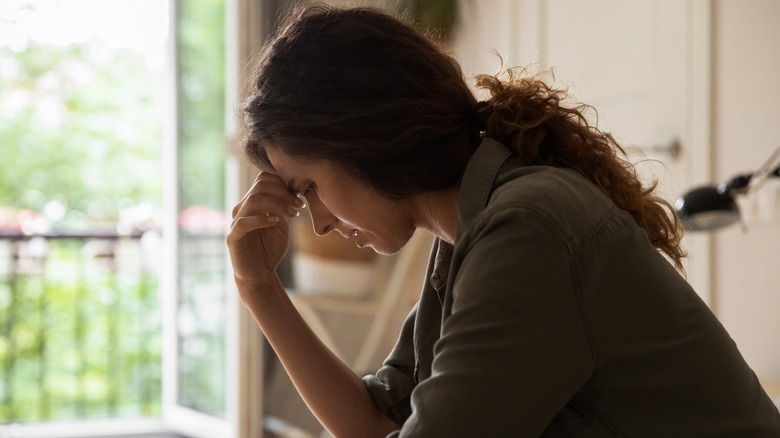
[454,0,712,301]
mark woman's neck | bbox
[413,186,460,245]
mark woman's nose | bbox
[308,196,337,236]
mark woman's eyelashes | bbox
[300,182,316,196]
[294,182,316,209]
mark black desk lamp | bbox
[675,146,780,232]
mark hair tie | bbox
[467,100,490,132]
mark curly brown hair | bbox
[241,4,686,270]
[473,68,686,270]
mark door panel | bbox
[542,0,710,298]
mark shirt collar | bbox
[456,137,513,241]
[429,238,452,292]
[428,138,512,292]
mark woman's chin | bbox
[357,228,415,256]
[364,238,408,256]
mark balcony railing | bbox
[0,230,162,424]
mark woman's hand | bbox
[227,172,303,295]
[227,172,399,438]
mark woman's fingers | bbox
[227,214,278,243]
[231,172,303,225]
[233,191,296,220]
[233,173,283,217]
[256,172,306,207]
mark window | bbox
[0,1,237,436]
[0,0,168,425]
[163,0,231,429]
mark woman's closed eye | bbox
[296,183,317,207]
[300,182,317,196]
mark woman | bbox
[228,5,780,437]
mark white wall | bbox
[451,0,780,381]
[712,0,780,380]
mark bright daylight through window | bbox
[0,0,227,433]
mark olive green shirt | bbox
[363,137,780,436]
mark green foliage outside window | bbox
[0,0,167,424]
[177,0,227,213]
[175,0,228,419]
[0,0,227,425]
[0,21,163,228]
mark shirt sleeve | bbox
[397,207,595,436]
[362,302,419,426]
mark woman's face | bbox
[266,148,417,255]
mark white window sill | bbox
[0,417,181,438]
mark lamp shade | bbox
[675,146,779,232]
[674,184,740,231]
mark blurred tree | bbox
[177,0,226,213]
[0,0,169,424]
[0,29,163,228]
[0,0,227,425]
[174,0,228,419]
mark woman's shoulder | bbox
[456,138,637,250]
[492,164,616,221]
[471,163,634,249]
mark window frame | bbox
[161,0,268,437]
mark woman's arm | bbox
[238,275,399,438]
[227,172,398,438]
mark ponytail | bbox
[475,68,686,271]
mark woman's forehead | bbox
[266,148,341,187]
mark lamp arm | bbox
[748,145,780,194]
